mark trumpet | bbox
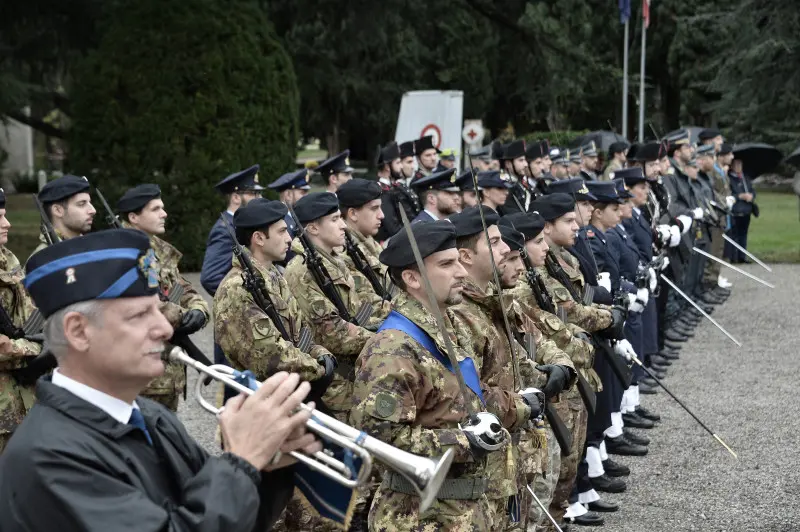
[168,347,454,512]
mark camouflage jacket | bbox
[29,229,68,261]
[341,227,391,322]
[538,246,612,333]
[285,240,373,414]
[214,254,328,383]
[511,276,601,393]
[350,292,487,476]
[0,246,42,435]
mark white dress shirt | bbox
[51,368,139,424]
[423,209,440,221]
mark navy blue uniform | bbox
[568,232,613,305]
[623,209,659,356]
[411,210,436,224]
[725,170,757,263]
[200,211,234,296]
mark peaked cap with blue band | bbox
[24,229,160,318]
[585,181,623,204]
[268,169,311,192]
[215,165,264,195]
[546,177,597,201]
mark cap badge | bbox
[253,173,260,183]
[65,267,76,285]
[138,248,160,289]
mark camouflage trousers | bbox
[141,360,185,412]
[528,428,561,531]
[702,226,725,287]
[272,489,373,532]
[0,371,27,455]
[548,399,587,526]
[368,484,491,532]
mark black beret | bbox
[338,178,383,208]
[293,192,340,224]
[215,165,264,195]
[499,212,546,241]
[0,188,6,209]
[498,224,525,252]
[410,168,459,192]
[719,143,733,155]
[531,193,575,221]
[379,220,456,269]
[585,181,623,204]
[38,175,90,204]
[234,198,288,229]
[449,205,499,238]
[116,184,161,213]
[316,151,353,176]
[378,142,401,165]
[24,229,159,318]
[502,140,526,160]
[608,141,630,156]
[414,135,440,155]
[698,128,721,141]
[614,167,647,186]
[546,178,597,201]
[399,141,415,158]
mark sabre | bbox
[526,485,564,532]
[630,354,737,459]
[661,275,741,347]
[692,247,774,288]
[721,234,772,272]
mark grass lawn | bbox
[747,191,800,263]
[4,190,799,266]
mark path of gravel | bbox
[179,263,797,531]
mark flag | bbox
[643,0,651,28]
[619,0,631,24]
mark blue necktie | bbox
[128,408,153,445]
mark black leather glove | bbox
[597,306,626,340]
[309,354,337,401]
[573,331,592,344]
[173,309,207,336]
[518,387,545,419]
[536,364,571,399]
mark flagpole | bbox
[622,19,629,139]
[638,8,647,142]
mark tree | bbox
[68,0,299,268]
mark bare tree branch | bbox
[4,110,65,138]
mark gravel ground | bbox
[178,264,797,531]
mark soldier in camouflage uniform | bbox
[447,207,574,532]
[337,179,392,322]
[0,190,42,453]
[30,175,96,259]
[284,192,374,423]
[117,185,209,411]
[350,220,506,532]
[500,212,601,529]
[212,199,341,532]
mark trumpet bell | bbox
[416,448,454,512]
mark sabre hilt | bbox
[460,412,507,454]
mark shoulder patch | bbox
[374,391,398,419]
[552,286,572,302]
[544,315,565,332]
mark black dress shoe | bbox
[650,355,672,366]
[635,405,661,421]
[623,428,650,446]
[602,458,630,476]
[659,351,680,360]
[605,435,648,456]
[665,330,689,342]
[641,376,658,386]
[664,339,683,350]
[647,368,667,380]
[649,362,669,373]
[587,500,619,512]
[672,326,695,337]
[622,412,655,429]
[639,382,658,394]
[591,473,627,493]
[568,512,604,526]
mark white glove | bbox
[627,292,645,313]
[597,272,611,292]
[648,267,657,292]
[692,207,704,220]
[725,195,736,209]
[614,339,636,362]
[636,287,649,307]
[668,225,681,247]
[660,256,670,271]
[656,224,671,247]
[676,215,693,234]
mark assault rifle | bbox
[343,230,393,301]
[287,204,372,327]
[95,188,123,229]
[32,194,60,246]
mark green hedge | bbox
[522,130,588,148]
[68,0,299,269]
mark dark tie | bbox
[128,408,153,445]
